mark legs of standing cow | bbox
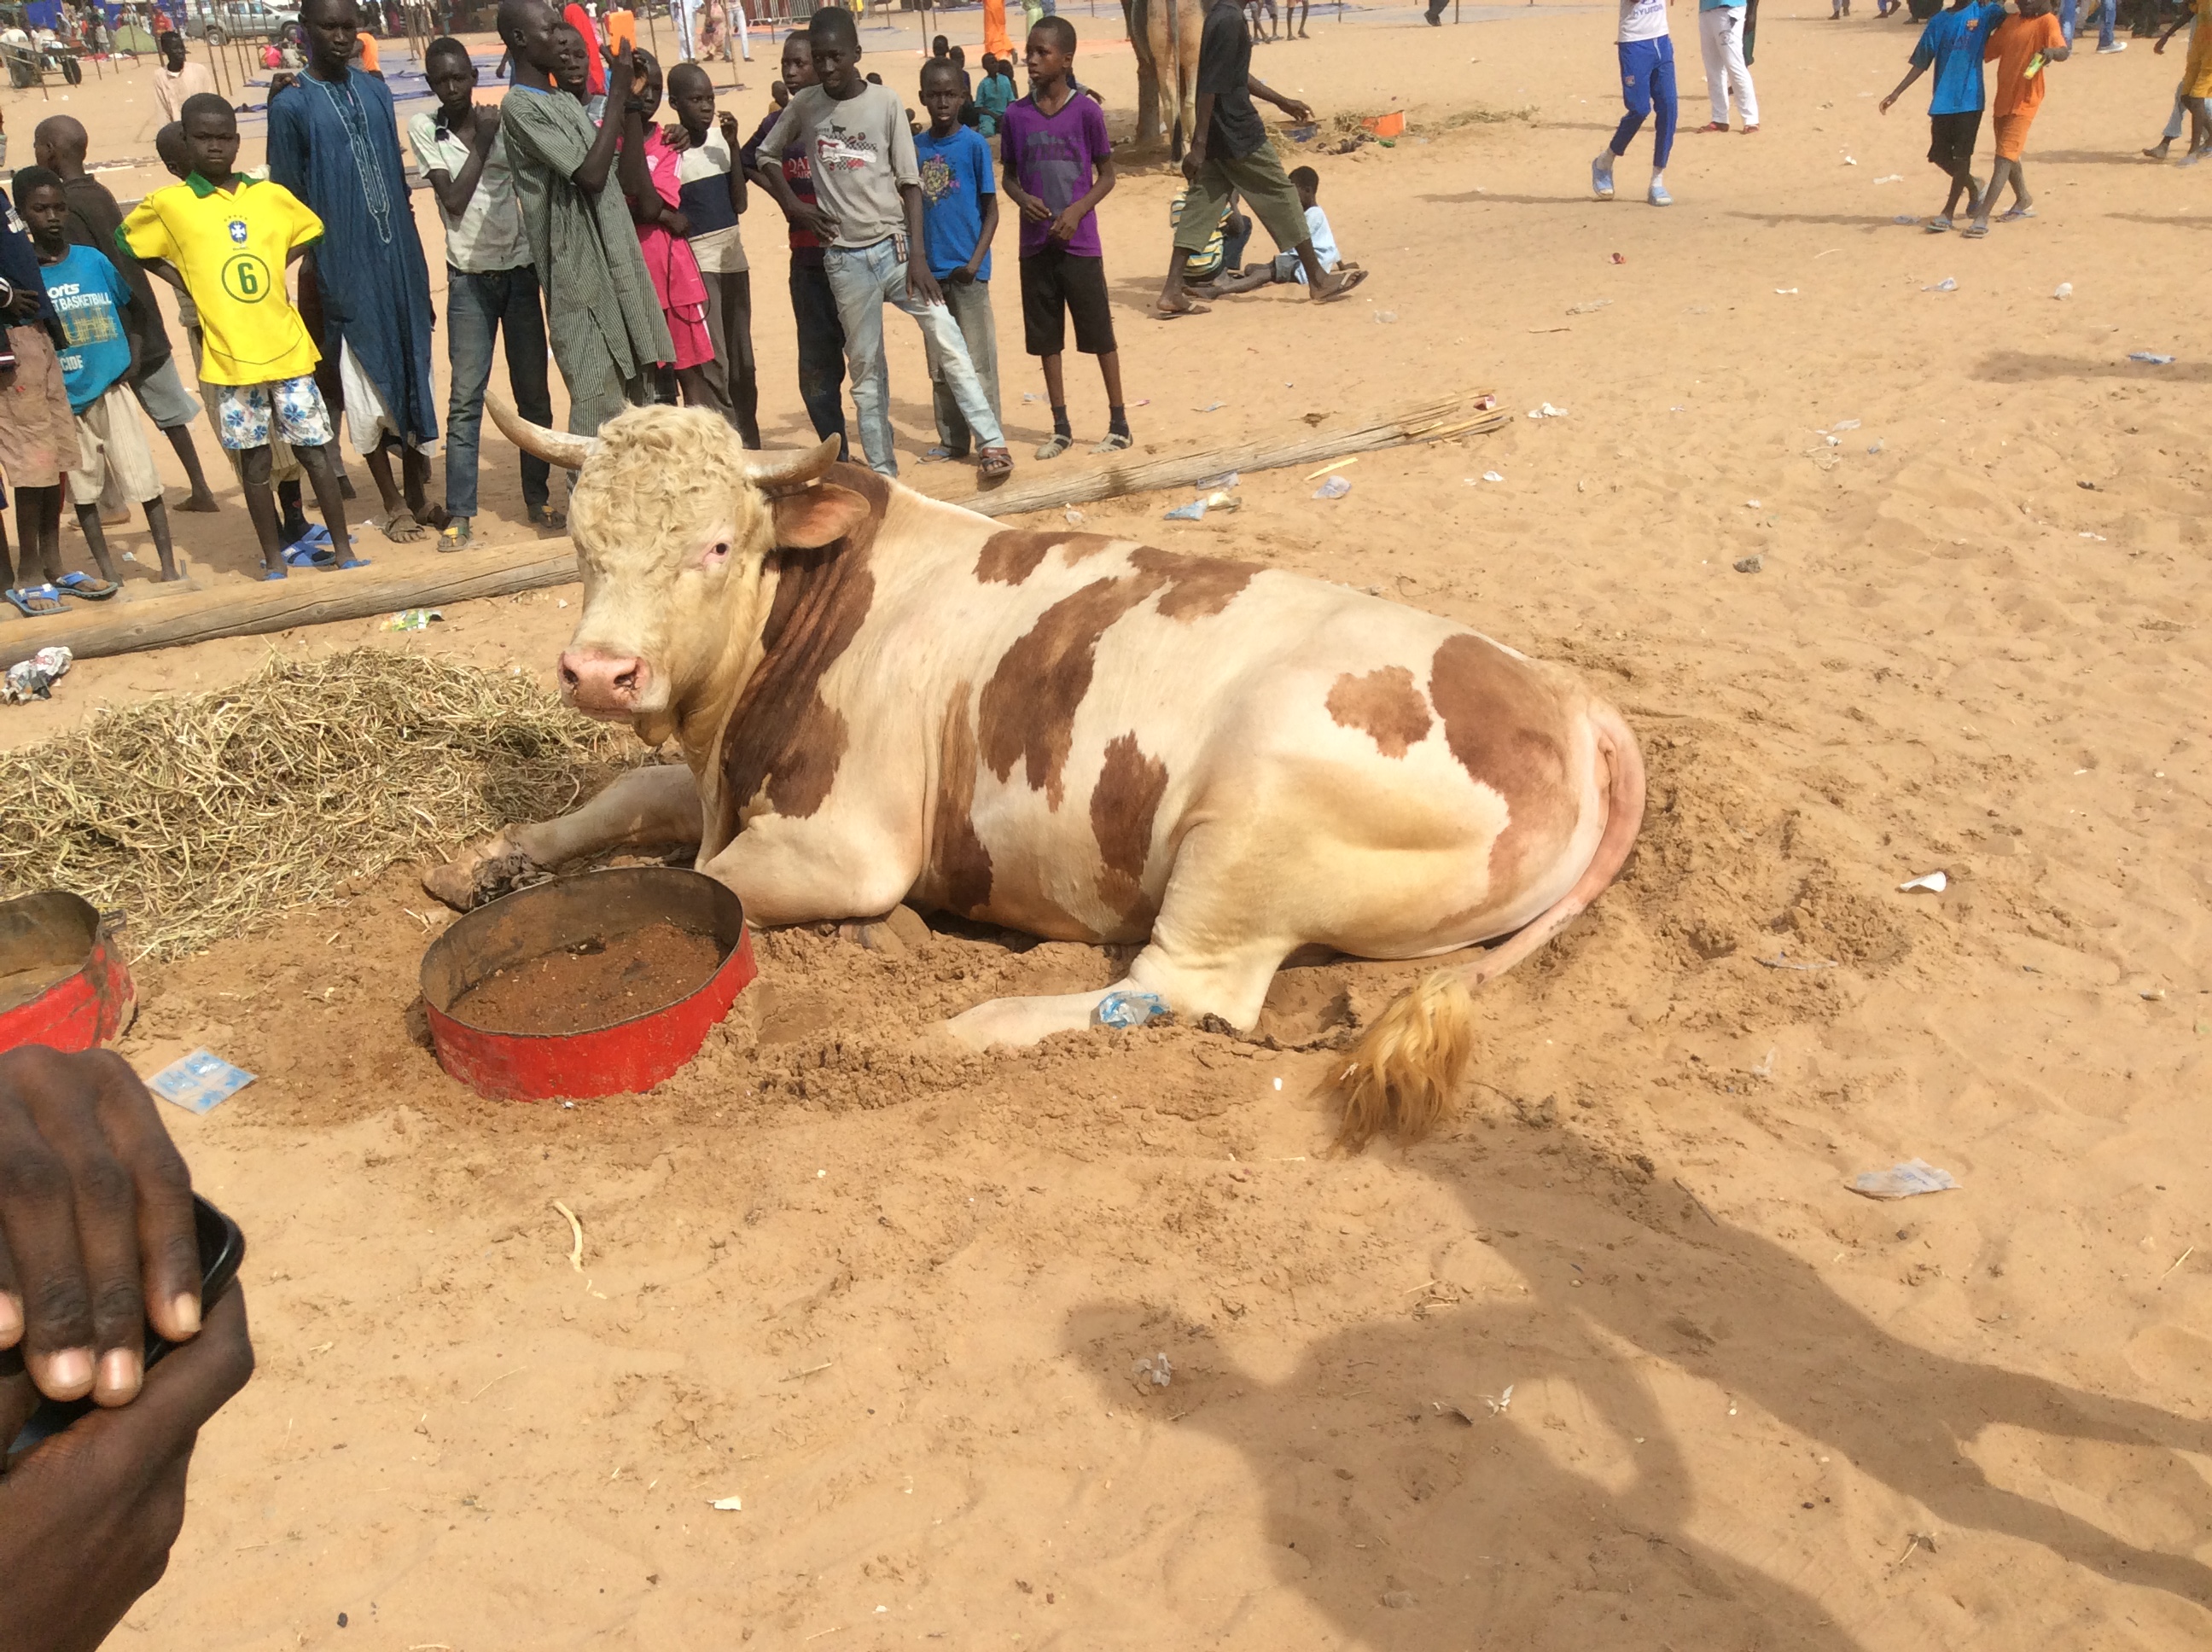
[422,763,706,910]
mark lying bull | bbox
[428,404,1645,1147]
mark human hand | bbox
[1276,96,1313,123]
[1049,204,1084,242]
[907,259,945,305]
[3,284,41,323]
[0,1048,207,1405]
[1180,147,1202,186]
[469,109,498,153]
[1017,193,1051,224]
[718,109,740,146]
[796,204,837,243]
[267,69,297,98]
[1878,92,1895,113]
[662,206,691,236]
[0,1288,253,1652]
[943,265,974,286]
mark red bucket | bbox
[0,891,136,1056]
[420,866,756,1102]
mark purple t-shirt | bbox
[1000,91,1111,259]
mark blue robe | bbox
[267,67,439,445]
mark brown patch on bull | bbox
[717,463,889,841]
[927,683,994,917]
[1325,666,1432,759]
[1090,732,1169,925]
[1428,633,1578,895]
[977,575,1161,810]
[1059,537,1124,567]
[976,529,1067,586]
[1127,546,1263,621]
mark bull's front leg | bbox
[697,807,923,930]
[423,763,703,910]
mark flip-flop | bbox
[1091,432,1134,454]
[283,538,338,568]
[299,523,333,544]
[1035,433,1074,459]
[335,556,373,571]
[3,585,67,618]
[919,445,961,463]
[370,510,427,544]
[1999,206,2036,220]
[261,567,288,582]
[1695,121,1729,133]
[1154,300,1212,319]
[1313,268,1371,304]
[1924,217,1953,232]
[1962,222,1990,237]
[53,572,119,602]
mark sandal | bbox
[1313,267,1371,304]
[919,445,962,463]
[528,502,568,530]
[1034,433,1074,460]
[335,556,372,571]
[3,585,67,618]
[283,537,338,569]
[1962,221,1990,238]
[261,567,288,581]
[369,509,426,544]
[1695,121,1729,133]
[1091,431,1133,454]
[439,518,473,553]
[1924,217,1953,232]
[53,572,119,602]
[976,447,1014,481]
[1154,300,1211,319]
[1999,205,2035,220]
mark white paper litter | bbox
[1848,1160,1959,1200]
[1898,871,1948,893]
[2052,282,2073,299]
[1924,277,1958,293]
[1528,403,1569,419]
[709,1495,743,1510]
[1482,470,1504,482]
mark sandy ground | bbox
[6,2,2212,1647]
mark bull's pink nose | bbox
[559,650,649,708]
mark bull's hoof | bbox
[422,837,548,911]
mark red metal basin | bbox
[0,891,136,1056]
[420,866,756,1102]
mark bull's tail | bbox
[1328,701,1647,1152]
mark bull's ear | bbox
[771,484,872,550]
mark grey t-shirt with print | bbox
[759,82,917,251]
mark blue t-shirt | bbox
[1912,1,2007,115]
[913,125,994,282]
[38,243,134,411]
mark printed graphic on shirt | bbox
[1016,127,1086,218]
[45,280,124,350]
[815,131,879,174]
[221,250,276,303]
[918,152,956,205]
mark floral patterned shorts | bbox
[212,375,335,453]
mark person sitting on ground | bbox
[1969,0,2068,230]
[976,52,1016,136]
[19,167,183,590]
[1167,182,1251,294]
[123,95,358,580]
[0,1047,257,1652]
[1202,164,1355,293]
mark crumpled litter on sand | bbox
[1848,1160,1959,1200]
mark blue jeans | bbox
[1612,36,1679,171]
[824,236,1004,476]
[2061,0,2116,46]
[444,264,551,519]
[789,259,857,459]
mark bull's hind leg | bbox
[941,825,1290,1049]
[423,762,703,910]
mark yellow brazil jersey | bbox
[119,173,323,387]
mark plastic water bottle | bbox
[1094,990,1169,1029]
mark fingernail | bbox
[169,1291,201,1338]
[96,1347,143,1404]
[46,1347,94,1397]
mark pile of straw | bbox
[0,649,642,959]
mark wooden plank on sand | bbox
[2,391,1504,670]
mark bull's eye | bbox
[706,542,730,564]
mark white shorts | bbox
[339,340,429,457]
[213,374,335,452]
[67,384,164,512]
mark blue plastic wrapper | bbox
[146,1049,258,1115]
[1094,990,1169,1030]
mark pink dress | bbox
[635,129,713,372]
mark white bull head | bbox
[490,397,871,750]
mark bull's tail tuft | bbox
[1328,971,1478,1152]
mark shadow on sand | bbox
[1064,1126,2212,1646]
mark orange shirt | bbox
[354,30,380,72]
[1986,11,2063,117]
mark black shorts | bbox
[1927,110,1982,175]
[1019,247,1117,358]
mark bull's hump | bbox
[975,544,1264,811]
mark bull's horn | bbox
[736,433,841,492]
[486,392,596,470]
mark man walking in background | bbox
[1697,0,1758,132]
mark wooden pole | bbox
[2,393,1505,669]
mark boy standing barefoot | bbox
[1000,19,1126,457]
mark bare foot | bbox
[1155,296,1212,318]
[174,491,220,514]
